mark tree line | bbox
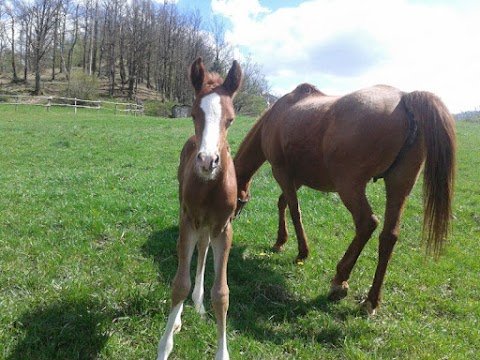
[0,0,270,115]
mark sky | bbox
[175,0,480,113]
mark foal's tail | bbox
[402,91,456,256]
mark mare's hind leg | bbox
[157,218,197,360]
[272,167,308,262]
[328,182,379,301]
[210,222,233,360]
[273,193,288,253]
[363,157,423,314]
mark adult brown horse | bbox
[234,83,456,314]
[157,57,241,360]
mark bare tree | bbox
[15,0,62,94]
[234,56,271,115]
[90,0,99,74]
[51,7,60,80]
[17,3,32,82]
[209,15,232,75]
[65,3,79,79]
[101,0,123,96]
[0,2,5,74]
[2,0,270,114]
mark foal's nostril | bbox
[213,155,220,167]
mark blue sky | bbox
[175,0,480,112]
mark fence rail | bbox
[0,94,144,116]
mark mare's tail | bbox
[402,91,456,256]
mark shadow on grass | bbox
[141,225,180,282]
[7,298,109,360]
[142,225,365,350]
[6,227,181,360]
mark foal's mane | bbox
[199,72,224,93]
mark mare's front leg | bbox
[157,218,197,360]
[210,222,233,360]
[272,167,309,262]
[272,193,288,252]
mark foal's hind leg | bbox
[157,218,197,360]
[328,182,379,301]
[273,193,288,253]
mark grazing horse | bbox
[234,83,456,314]
[157,57,242,360]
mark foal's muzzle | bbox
[196,152,220,174]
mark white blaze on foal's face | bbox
[199,93,222,155]
[196,93,223,178]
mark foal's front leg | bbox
[157,221,197,360]
[192,234,210,317]
[210,222,232,360]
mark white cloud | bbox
[213,0,480,112]
[211,0,270,18]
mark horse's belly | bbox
[294,159,336,192]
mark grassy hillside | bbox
[0,106,479,359]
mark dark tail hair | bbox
[402,91,456,256]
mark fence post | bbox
[15,95,19,112]
[114,103,117,115]
[74,98,77,114]
[47,97,52,112]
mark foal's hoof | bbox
[173,320,182,334]
[195,303,206,319]
[272,243,285,253]
[327,281,349,301]
[360,299,377,316]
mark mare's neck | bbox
[233,119,266,198]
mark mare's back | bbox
[261,88,336,154]
[328,85,405,131]
[323,85,410,176]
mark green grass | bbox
[0,106,479,359]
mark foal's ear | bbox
[190,57,205,93]
[223,60,242,96]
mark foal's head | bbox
[190,57,242,180]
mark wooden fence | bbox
[0,94,144,116]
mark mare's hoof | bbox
[360,299,377,316]
[294,255,307,264]
[327,281,349,301]
[272,244,285,253]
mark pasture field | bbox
[0,106,479,359]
